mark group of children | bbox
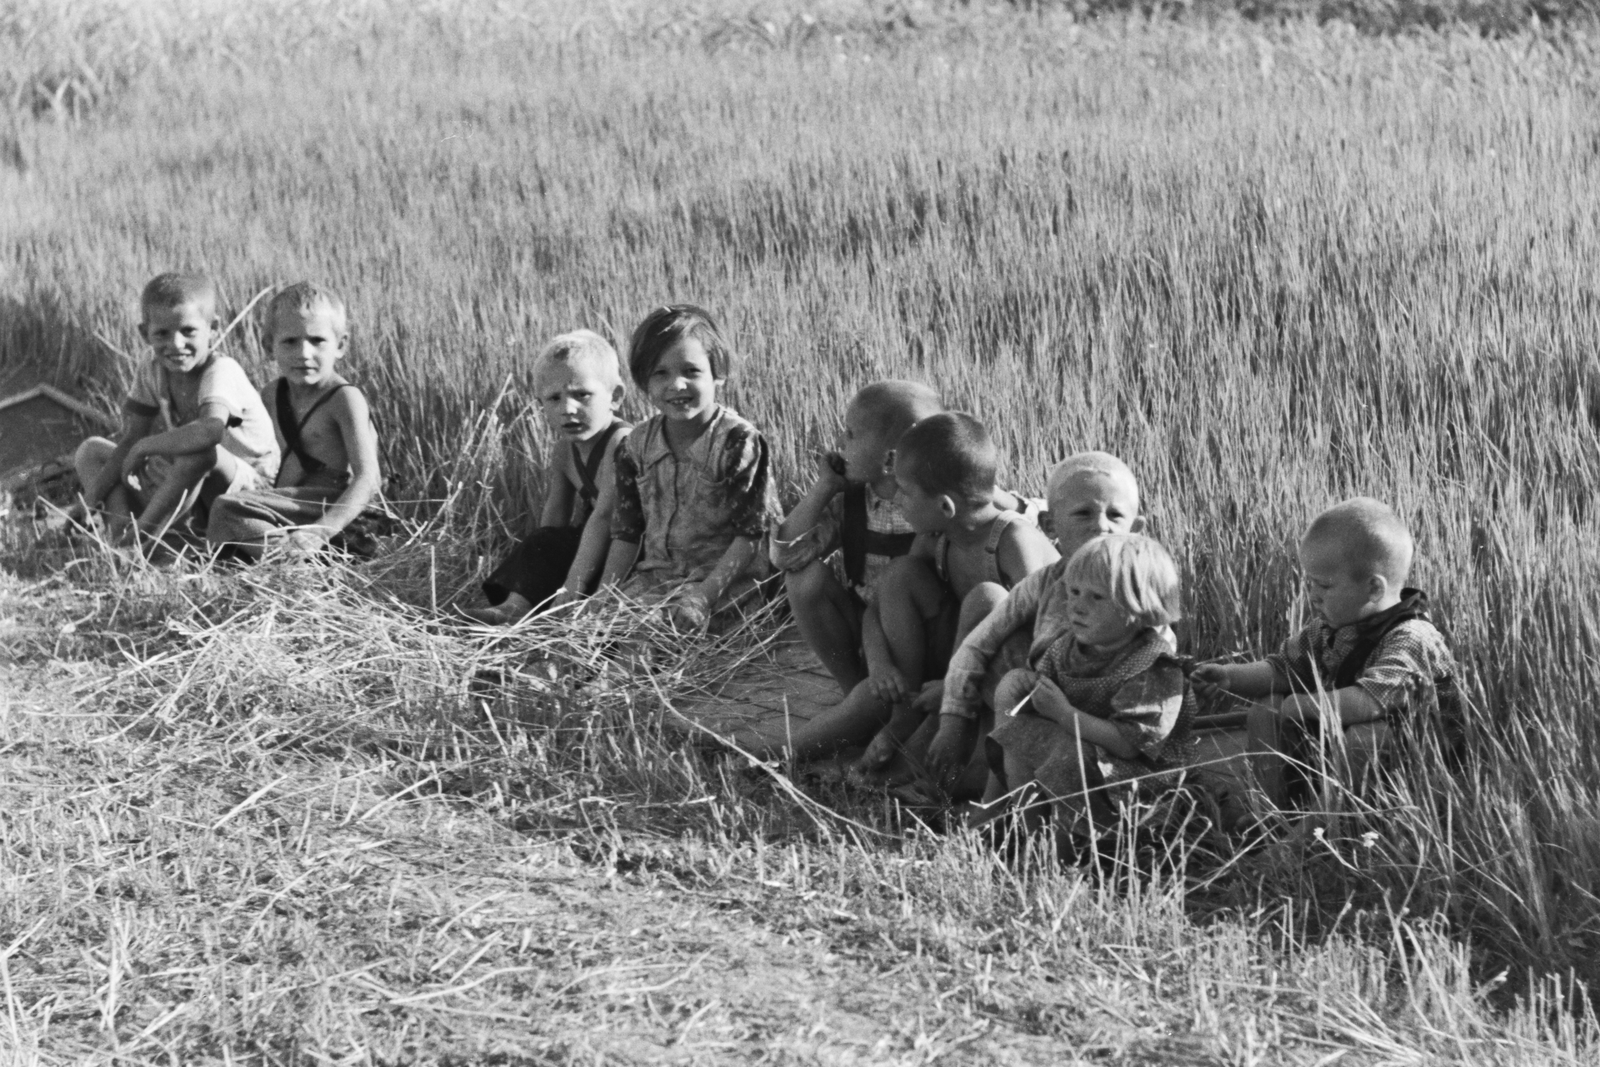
[76,274,1464,843]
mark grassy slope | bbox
[3,0,1600,1060]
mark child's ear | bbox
[610,384,625,410]
[137,322,151,343]
[1130,515,1147,534]
[1368,574,1390,603]
[938,495,958,519]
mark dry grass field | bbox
[3,0,1600,1061]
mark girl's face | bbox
[646,336,720,428]
[839,402,893,486]
[1066,575,1140,649]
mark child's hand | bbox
[818,451,849,492]
[284,528,327,560]
[119,441,150,481]
[926,716,977,789]
[1190,662,1232,701]
[548,587,583,612]
[911,679,944,715]
[1029,676,1078,727]
[668,589,711,632]
[867,665,912,706]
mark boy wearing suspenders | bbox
[206,283,382,562]
[461,330,631,625]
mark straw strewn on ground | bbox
[3,0,1600,1060]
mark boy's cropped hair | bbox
[1305,497,1413,584]
[852,380,940,443]
[539,329,622,387]
[141,272,217,316]
[1064,533,1182,628]
[265,281,348,339]
[627,304,732,389]
[895,411,996,507]
[1047,451,1137,497]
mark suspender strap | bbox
[276,380,351,481]
[839,483,915,586]
[984,510,1022,586]
[1331,588,1431,690]
[571,421,623,510]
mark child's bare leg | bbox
[856,558,953,768]
[73,438,135,534]
[890,582,1008,768]
[1245,700,1291,808]
[136,448,224,538]
[785,561,864,695]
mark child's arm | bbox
[926,571,1050,779]
[1280,686,1385,727]
[559,432,627,601]
[995,521,1061,587]
[676,424,773,627]
[1030,677,1142,759]
[121,401,229,476]
[539,453,576,530]
[1190,660,1289,702]
[600,444,645,587]
[776,453,847,544]
[287,389,380,552]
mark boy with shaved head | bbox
[76,272,279,544]
[1192,497,1461,814]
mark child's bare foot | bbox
[458,593,533,626]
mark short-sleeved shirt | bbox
[125,354,279,480]
[1265,606,1456,718]
[769,483,914,600]
[611,405,777,584]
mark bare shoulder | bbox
[996,514,1060,577]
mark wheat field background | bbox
[2,0,1600,1061]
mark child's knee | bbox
[993,668,1039,715]
[74,437,115,482]
[879,555,943,613]
[957,581,1006,631]
[1245,702,1282,746]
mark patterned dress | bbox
[610,405,777,611]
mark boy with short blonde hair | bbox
[1192,496,1461,817]
[920,451,1152,793]
[463,330,631,624]
[75,272,278,542]
[205,282,382,560]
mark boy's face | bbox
[270,305,345,388]
[536,356,622,443]
[1066,573,1139,649]
[140,301,218,375]
[646,337,719,427]
[892,453,953,534]
[1048,469,1142,559]
[839,401,894,485]
[1298,534,1379,628]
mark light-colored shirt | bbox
[1265,612,1456,715]
[769,483,914,599]
[125,354,279,479]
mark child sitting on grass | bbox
[598,304,777,631]
[769,378,940,685]
[1190,497,1460,826]
[205,282,383,561]
[75,272,279,545]
[754,413,1057,763]
[921,452,1155,795]
[975,533,1196,852]
[462,330,630,624]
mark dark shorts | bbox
[483,526,585,610]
